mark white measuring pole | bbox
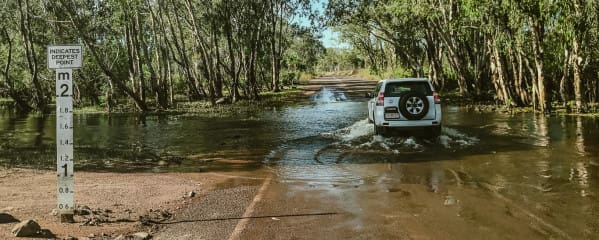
[56,69,74,220]
[48,45,82,223]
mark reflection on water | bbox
[576,116,586,156]
[533,114,550,147]
[311,87,348,103]
[0,112,284,172]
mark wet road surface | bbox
[1,76,599,239]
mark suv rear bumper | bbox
[378,124,441,137]
[381,120,441,128]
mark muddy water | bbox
[1,87,599,238]
[267,88,599,239]
[0,111,285,172]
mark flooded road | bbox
[1,77,599,239]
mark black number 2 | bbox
[60,84,69,97]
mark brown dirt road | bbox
[301,75,377,97]
[0,168,227,239]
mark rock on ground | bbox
[11,219,41,237]
[187,191,196,198]
[114,232,151,240]
[0,212,19,224]
[133,232,151,240]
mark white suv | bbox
[368,78,442,137]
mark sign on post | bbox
[48,45,82,223]
[47,45,82,69]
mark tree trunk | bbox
[269,0,281,92]
[521,51,538,111]
[425,28,445,92]
[182,0,214,102]
[125,21,138,97]
[60,0,148,112]
[133,12,147,103]
[529,15,551,113]
[224,17,240,103]
[141,14,166,109]
[167,0,202,101]
[488,38,512,105]
[513,47,529,105]
[560,48,570,110]
[571,31,585,113]
[167,57,174,104]
[18,0,46,112]
[432,21,469,96]
[1,27,33,113]
[147,0,172,107]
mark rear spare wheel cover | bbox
[399,91,429,120]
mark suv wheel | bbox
[430,125,442,138]
[373,114,383,135]
[399,91,429,120]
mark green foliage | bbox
[284,28,326,73]
[280,71,297,86]
[298,72,315,84]
[0,0,318,113]
[316,48,363,73]
[386,66,412,79]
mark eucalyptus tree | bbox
[284,27,326,73]
[58,0,149,112]
[557,0,599,112]
[461,0,530,106]
[514,0,552,112]
[16,0,50,111]
[335,24,390,74]
[1,1,35,113]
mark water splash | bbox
[321,119,479,153]
[321,119,373,142]
[439,127,479,148]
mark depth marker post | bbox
[47,45,82,223]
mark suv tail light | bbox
[433,91,441,104]
[376,92,384,106]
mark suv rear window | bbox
[384,81,432,97]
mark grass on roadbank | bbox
[2,88,305,116]
[29,89,307,115]
[0,98,13,108]
[169,89,305,117]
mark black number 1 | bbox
[62,163,68,177]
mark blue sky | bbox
[295,0,348,49]
[321,29,347,48]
